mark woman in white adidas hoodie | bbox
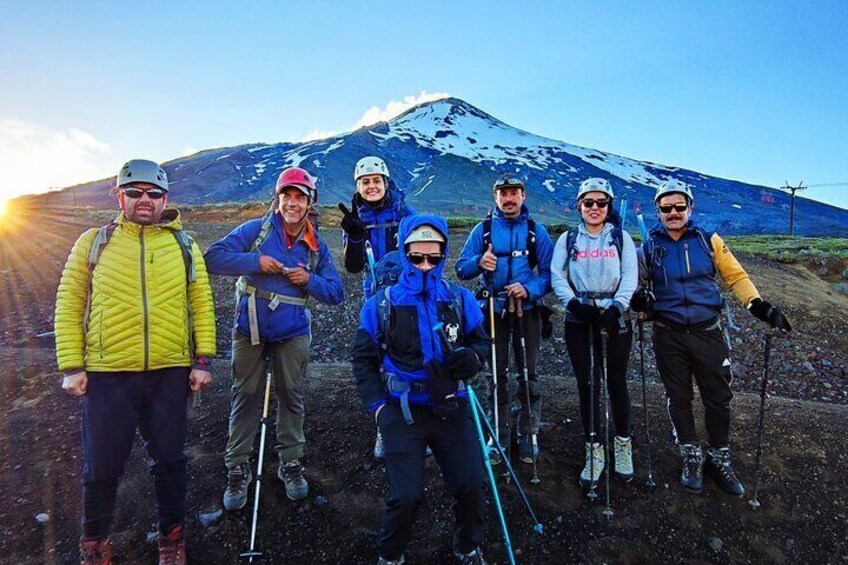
[551,178,638,490]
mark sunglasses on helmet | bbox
[493,176,525,190]
[580,198,609,209]
[122,187,167,200]
[406,252,444,266]
[658,203,689,214]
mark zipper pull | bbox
[684,243,691,273]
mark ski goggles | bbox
[406,252,445,266]
[493,176,525,191]
[122,187,167,200]
[580,198,610,209]
[658,203,689,214]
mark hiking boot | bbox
[80,538,112,565]
[680,443,704,493]
[487,444,502,466]
[614,436,634,482]
[374,430,385,460]
[454,547,488,565]
[223,462,253,511]
[278,459,309,501]
[518,435,539,464]
[705,447,745,496]
[157,525,186,565]
[580,442,604,488]
[377,555,405,565]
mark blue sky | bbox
[1,0,846,208]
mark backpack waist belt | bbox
[386,374,429,425]
[236,277,308,345]
[574,291,617,300]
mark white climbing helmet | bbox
[354,156,390,181]
[117,159,169,191]
[655,178,694,203]
[577,177,614,201]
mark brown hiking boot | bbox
[80,538,112,565]
[157,524,186,565]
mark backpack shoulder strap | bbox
[526,218,538,269]
[171,231,197,283]
[87,223,118,271]
[481,218,493,250]
[251,214,275,252]
[376,285,393,357]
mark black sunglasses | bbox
[580,198,609,209]
[406,252,444,266]
[658,203,689,214]
[123,187,167,200]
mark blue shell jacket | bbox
[342,183,415,298]
[204,213,344,342]
[642,220,722,327]
[355,214,484,410]
[454,205,554,315]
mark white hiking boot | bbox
[374,430,386,461]
[614,436,634,482]
[580,442,604,488]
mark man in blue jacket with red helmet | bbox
[205,167,344,509]
[352,214,491,565]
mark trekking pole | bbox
[467,384,516,565]
[515,297,540,485]
[749,332,772,509]
[469,388,544,533]
[434,323,543,539]
[638,319,657,489]
[600,328,613,519]
[504,296,516,479]
[488,292,500,453]
[241,345,274,562]
[586,322,598,502]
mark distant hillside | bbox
[22,97,848,236]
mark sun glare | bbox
[0,200,7,219]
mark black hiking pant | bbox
[653,320,734,447]
[81,368,190,540]
[376,402,485,560]
[485,306,543,437]
[565,320,633,441]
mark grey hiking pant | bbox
[225,332,311,468]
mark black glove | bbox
[338,202,366,240]
[598,305,621,332]
[567,298,600,324]
[630,288,656,313]
[445,347,482,381]
[749,298,792,332]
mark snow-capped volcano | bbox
[39,97,848,235]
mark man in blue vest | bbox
[455,175,554,464]
[633,179,791,496]
[352,214,490,565]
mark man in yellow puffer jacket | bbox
[54,159,216,565]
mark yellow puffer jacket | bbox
[54,210,216,372]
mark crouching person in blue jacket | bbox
[351,214,491,565]
[204,167,344,509]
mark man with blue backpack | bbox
[351,214,491,565]
[205,167,344,510]
[338,156,416,460]
[455,175,554,466]
[632,179,791,496]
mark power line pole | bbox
[781,181,806,236]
